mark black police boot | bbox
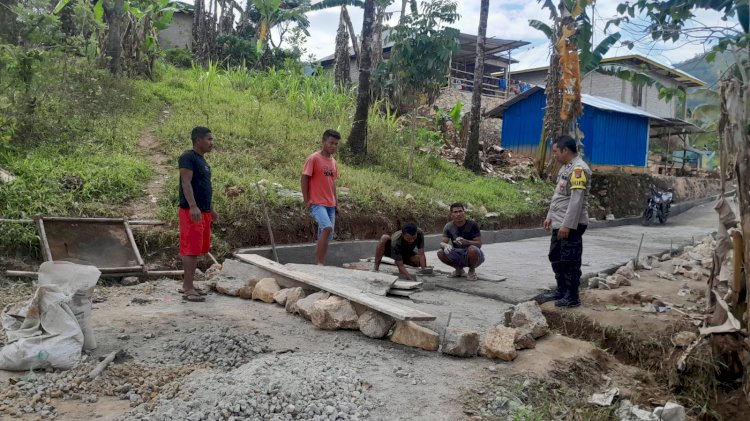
[555,277,581,308]
[554,294,581,308]
[537,274,567,304]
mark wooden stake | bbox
[634,233,645,269]
[255,182,279,263]
[87,350,120,381]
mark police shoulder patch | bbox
[569,165,587,190]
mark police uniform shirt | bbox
[546,155,591,230]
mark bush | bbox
[164,48,193,68]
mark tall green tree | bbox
[348,0,376,160]
[463,0,488,173]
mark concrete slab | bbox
[427,202,721,304]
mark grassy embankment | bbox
[1,61,550,262]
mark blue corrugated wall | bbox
[500,90,649,167]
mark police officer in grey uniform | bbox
[540,135,592,308]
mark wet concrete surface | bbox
[427,201,722,303]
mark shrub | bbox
[164,48,193,68]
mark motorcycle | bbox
[642,187,673,226]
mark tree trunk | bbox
[348,0,376,160]
[342,6,360,68]
[463,0,489,173]
[103,0,125,76]
[333,9,351,88]
[537,1,581,177]
[372,4,386,70]
[400,0,408,22]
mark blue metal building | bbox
[485,86,664,167]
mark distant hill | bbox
[675,50,734,109]
[675,50,734,88]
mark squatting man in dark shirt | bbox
[437,203,484,281]
[372,223,429,281]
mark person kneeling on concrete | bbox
[437,203,484,281]
[373,223,428,281]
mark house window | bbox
[632,83,643,107]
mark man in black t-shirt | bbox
[438,202,484,281]
[178,126,218,302]
[373,223,428,281]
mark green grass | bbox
[147,65,550,240]
[0,59,163,257]
[1,60,551,257]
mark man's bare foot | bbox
[448,269,464,278]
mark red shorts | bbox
[179,208,212,256]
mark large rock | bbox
[481,326,518,361]
[606,274,630,288]
[214,277,256,297]
[237,284,254,300]
[251,278,280,303]
[509,301,549,339]
[514,329,536,350]
[284,288,308,313]
[273,288,292,306]
[293,291,330,320]
[310,296,359,330]
[358,310,395,338]
[616,266,636,279]
[441,327,480,357]
[389,321,439,351]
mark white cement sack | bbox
[36,262,100,351]
[0,262,101,370]
[0,285,83,370]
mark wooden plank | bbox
[392,280,423,290]
[287,264,397,296]
[235,254,436,321]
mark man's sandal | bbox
[182,293,206,302]
[178,288,207,295]
[466,272,478,281]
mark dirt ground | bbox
[0,275,652,421]
[0,248,747,420]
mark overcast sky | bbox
[299,0,740,74]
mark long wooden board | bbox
[235,254,436,321]
[286,263,397,296]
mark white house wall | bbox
[514,69,681,119]
[158,13,193,50]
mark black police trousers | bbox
[548,224,587,300]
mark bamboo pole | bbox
[255,182,279,263]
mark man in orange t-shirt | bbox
[301,129,340,265]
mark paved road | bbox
[427,202,721,304]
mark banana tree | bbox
[528,0,594,176]
[252,0,364,54]
[54,0,175,76]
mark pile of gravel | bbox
[121,352,374,421]
[0,362,196,419]
[155,326,272,369]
